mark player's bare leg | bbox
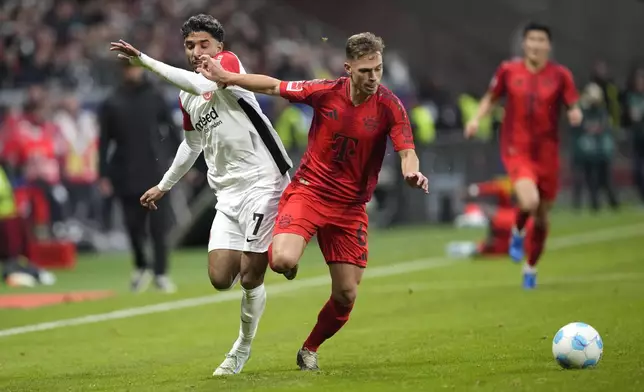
[213,250,268,375]
[207,250,242,291]
[509,178,540,262]
[269,233,307,280]
[521,200,552,289]
[298,263,364,371]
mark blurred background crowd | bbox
[1,0,643,260]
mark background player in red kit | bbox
[197,32,428,370]
[466,176,533,257]
[464,22,582,289]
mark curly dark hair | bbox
[181,14,225,42]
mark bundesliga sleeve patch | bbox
[285,81,304,92]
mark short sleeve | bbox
[279,79,333,105]
[488,62,509,99]
[386,94,415,152]
[213,51,241,74]
[560,66,579,107]
[179,98,194,131]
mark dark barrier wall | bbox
[282,0,644,92]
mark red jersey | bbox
[279,77,414,204]
[1,115,61,184]
[489,59,579,157]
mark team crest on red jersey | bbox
[278,214,292,229]
[362,116,379,132]
[203,92,213,101]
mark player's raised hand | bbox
[196,55,229,83]
[464,119,479,139]
[109,40,142,65]
[140,186,167,210]
[567,106,583,127]
[404,172,429,194]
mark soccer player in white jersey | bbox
[109,14,292,376]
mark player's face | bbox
[522,30,551,64]
[345,52,383,95]
[184,31,224,71]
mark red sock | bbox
[303,297,354,352]
[527,224,548,267]
[514,210,531,232]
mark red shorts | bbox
[502,154,559,202]
[273,183,368,268]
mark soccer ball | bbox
[552,322,603,369]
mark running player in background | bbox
[197,32,429,370]
[110,14,292,375]
[450,176,534,259]
[464,22,582,289]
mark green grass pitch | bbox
[1,209,643,391]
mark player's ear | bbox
[344,62,351,76]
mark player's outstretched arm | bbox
[196,55,281,95]
[560,67,583,127]
[399,149,429,193]
[464,92,497,139]
[141,130,202,210]
[158,130,203,192]
[110,40,219,96]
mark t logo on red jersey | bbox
[286,81,304,92]
[331,133,358,163]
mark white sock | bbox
[523,263,537,274]
[512,226,526,237]
[230,284,266,355]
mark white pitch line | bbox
[372,272,644,293]
[0,223,642,339]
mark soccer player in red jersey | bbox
[467,177,533,258]
[198,32,428,370]
[464,22,583,289]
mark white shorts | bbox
[208,177,288,253]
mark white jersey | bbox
[176,51,291,214]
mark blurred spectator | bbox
[0,163,56,287]
[98,62,179,293]
[623,67,644,204]
[0,84,68,235]
[53,92,101,224]
[0,0,348,92]
[273,98,309,156]
[570,83,619,212]
[590,60,622,128]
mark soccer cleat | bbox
[296,348,319,371]
[213,351,251,376]
[509,230,525,263]
[282,264,299,280]
[522,271,537,289]
[154,275,177,294]
[130,269,152,293]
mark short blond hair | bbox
[345,32,385,60]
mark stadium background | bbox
[1,0,643,250]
